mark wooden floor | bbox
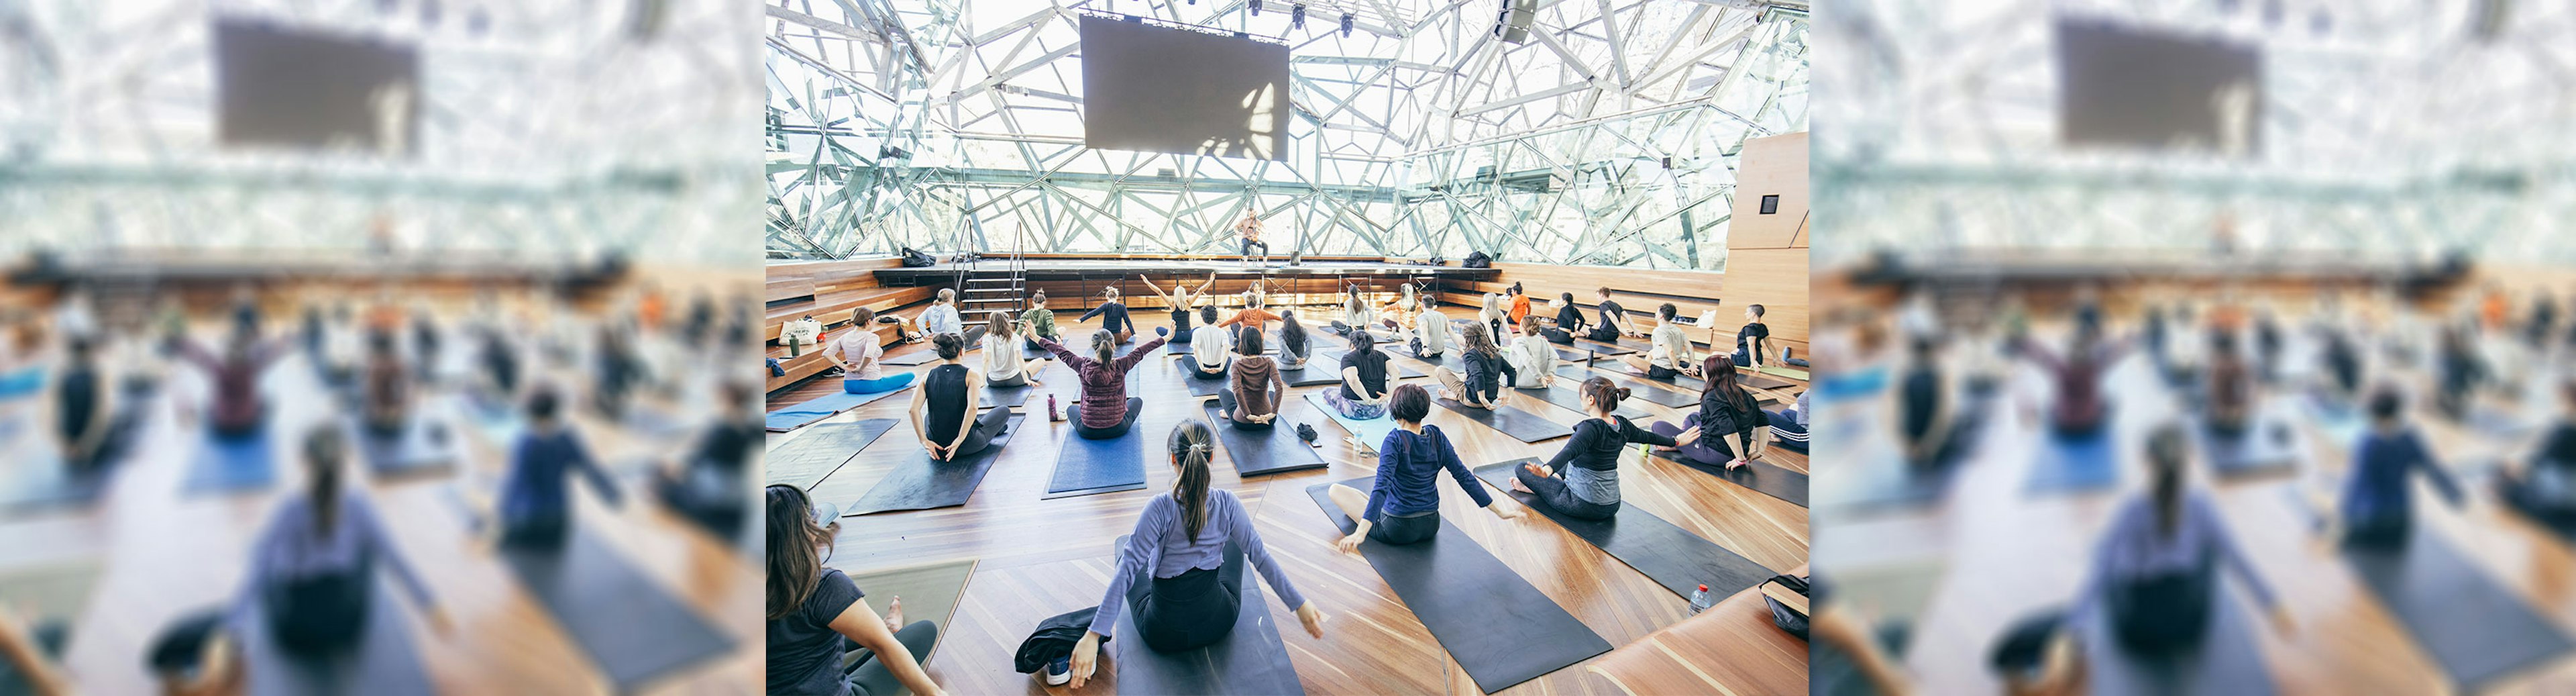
[0,324,763,694]
[1817,313,2576,695]
[769,310,1812,695]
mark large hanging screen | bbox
[1079,15,1289,161]
[214,17,420,156]
[2055,17,2262,156]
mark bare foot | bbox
[1509,478,1532,494]
[883,596,904,632]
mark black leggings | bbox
[938,406,1013,459]
[1070,397,1145,440]
[1371,511,1439,544]
[1189,360,1228,381]
[1587,326,1621,343]
[264,566,371,656]
[1513,466,1619,520]
[1130,543,1246,653]
[2106,570,2214,654]
[1542,328,1575,345]
[1240,239,1270,258]
[845,621,939,696]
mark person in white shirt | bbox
[1187,305,1232,380]
[1621,303,1701,381]
[920,289,965,341]
[827,307,915,394]
[1479,293,1509,341]
[1505,315,1558,389]
[1379,283,1421,332]
[1411,303,1450,358]
[979,311,1048,387]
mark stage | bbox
[869,257,1499,287]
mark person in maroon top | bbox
[175,313,287,440]
[1036,328,1171,440]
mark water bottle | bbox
[1688,584,1713,615]
[1048,393,1061,422]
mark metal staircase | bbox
[951,226,1028,330]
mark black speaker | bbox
[1494,0,1536,44]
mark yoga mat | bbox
[1637,369,1709,393]
[1578,335,1653,354]
[2026,431,2120,495]
[1275,355,1348,387]
[1304,392,1400,453]
[845,415,1027,515]
[1646,447,1810,508]
[2342,528,2574,691]
[0,367,41,399]
[1199,401,1327,477]
[183,430,277,495]
[1108,536,1306,696]
[764,385,911,432]
[499,528,737,692]
[762,419,900,489]
[351,418,460,481]
[1472,460,1775,599]
[1523,383,1651,421]
[0,450,112,513]
[1432,397,1574,443]
[1185,372,1234,398]
[2199,419,2302,481]
[980,381,1038,409]
[1760,365,1811,381]
[236,579,437,696]
[619,407,697,442]
[882,342,983,366]
[843,559,976,666]
[1304,479,1613,693]
[1819,450,1957,511]
[2077,583,2276,696]
[1558,365,1696,409]
[2456,405,2542,440]
[1044,429,1148,499]
[1745,373,1800,391]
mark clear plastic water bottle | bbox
[1688,584,1713,615]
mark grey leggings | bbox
[941,406,1014,460]
[845,620,938,696]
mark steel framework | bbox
[765,0,1811,270]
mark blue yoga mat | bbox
[765,385,912,432]
[2025,431,2119,495]
[1044,430,1148,499]
[184,430,278,495]
[0,367,42,399]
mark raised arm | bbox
[1134,276,1173,305]
[1110,336,1170,372]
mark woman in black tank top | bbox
[910,334,1012,461]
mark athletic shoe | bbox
[1044,655,1072,686]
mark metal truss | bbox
[1813,0,2576,267]
[765,0,1811,270]
[0,0,763,263]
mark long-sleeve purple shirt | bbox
[1091,489,1305,637]
[1365,426,1495,522]
[2072,492,2275,623]
[239,493,435,615]
[1037,336,1168,430]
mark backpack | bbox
[1762,574,1811,640]
[899,247,936,267]
[1463,251,1493,268]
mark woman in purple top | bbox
[1323,385,1522,550]
[2070,423,2291,654]
[1066,419,1327,689]
[240,425,449,655]
[1035,328,1169,440]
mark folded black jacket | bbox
[1014,606,1110,674]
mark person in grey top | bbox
[239,425,448,655]
[1510,377,1696,519]
[2068,423,2292,654]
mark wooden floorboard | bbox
[780,309,1810,695]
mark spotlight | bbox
[1250,0,1260,15]
[1292,3,1305,28]
[1341,13,1354,36]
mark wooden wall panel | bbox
[1729,132,1809,250]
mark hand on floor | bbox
[1294,601,1328,639]
[1069,632,1102,689]
[1336,530,1367,554]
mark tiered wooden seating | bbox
[765,258,945,393]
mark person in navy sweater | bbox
[1323,385,1523,550]
[2337,387,2464,546]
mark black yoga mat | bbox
[0,450,113,513]
[2341,528,2573,691]
[2199,419,2302,481]
[1304,479,1613,693]
[1185,372,1234,398]
[1199,402,1326,477]
[500,528,737,692]
[846,415,1027,515]
[237,579,437,696]
[1522,383,1651,421]
[1646,447,1810,508]
[184,430,278,495]
[1472,460,1775,599]
[1108,536,1306,696]
[1577,335,1652,354]
[1275,355,1348,387]
[1557,365,1696,409]
[981,379,1038,409]
[1637,368,1709,393]
[1433,397,1574,442]
[2077,583,2276,696]
[1819,448,1958,512]
[351,417,460,481]
[1744,373,1800,391]
[762,419,899,489]
[1044,430,1148,499]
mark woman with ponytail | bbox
[1035,326,1170,440]
[764,485,947,696]
[1652,354,1764,470]
[1511,377,1698,520]
[241,424,447,656]
[1067,420,1326,688]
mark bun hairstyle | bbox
[1580,376,1630,415]
[1509,282,1523,296]
[1350,330,1377,353]
[1090,328,1118,364]
[932,332,965,360]
[851,306,875,326]
[1031,290,1047,305]
[1104,286,1122,301]
[1169,419,1218,538]
[766,485,835,620]
[936,287,955,303]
